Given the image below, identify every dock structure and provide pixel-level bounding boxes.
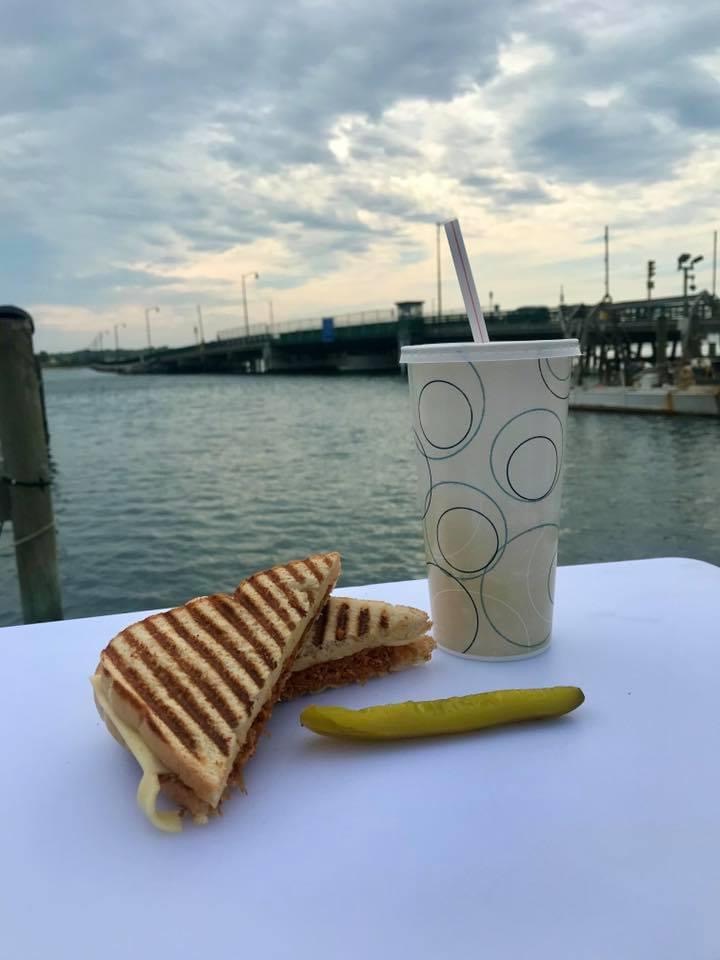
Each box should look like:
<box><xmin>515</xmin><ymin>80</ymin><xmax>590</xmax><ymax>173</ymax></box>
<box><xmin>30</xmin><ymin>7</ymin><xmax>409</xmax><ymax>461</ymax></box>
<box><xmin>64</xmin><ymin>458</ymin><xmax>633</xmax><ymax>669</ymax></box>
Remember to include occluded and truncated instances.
<box><xmin>90</xmin><ymin>294</ymin><xmax>719</xmax><ymax>376</ymax></box>
<box><xmin>561</xmin><ymin>291</ymin><xmax>719</xmax><ymax>385</ymax></box>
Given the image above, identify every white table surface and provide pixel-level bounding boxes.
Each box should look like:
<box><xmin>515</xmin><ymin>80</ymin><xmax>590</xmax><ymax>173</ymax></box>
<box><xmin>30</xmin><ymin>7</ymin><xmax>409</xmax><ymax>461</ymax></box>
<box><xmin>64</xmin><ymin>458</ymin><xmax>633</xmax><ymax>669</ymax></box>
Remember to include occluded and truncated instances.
<box><xmin>1</xmin><ymin>557</ymin><xmax>719</xmax><ymax>960</ymax></box>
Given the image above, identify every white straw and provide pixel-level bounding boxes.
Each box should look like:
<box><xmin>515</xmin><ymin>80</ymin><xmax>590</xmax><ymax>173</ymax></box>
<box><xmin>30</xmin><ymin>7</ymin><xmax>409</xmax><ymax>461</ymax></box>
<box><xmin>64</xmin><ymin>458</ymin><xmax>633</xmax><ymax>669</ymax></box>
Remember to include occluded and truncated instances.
<box><xmin>444</xmin><ymin>218</ymin><xmax>489</xmax><ymax>343</ymax></box>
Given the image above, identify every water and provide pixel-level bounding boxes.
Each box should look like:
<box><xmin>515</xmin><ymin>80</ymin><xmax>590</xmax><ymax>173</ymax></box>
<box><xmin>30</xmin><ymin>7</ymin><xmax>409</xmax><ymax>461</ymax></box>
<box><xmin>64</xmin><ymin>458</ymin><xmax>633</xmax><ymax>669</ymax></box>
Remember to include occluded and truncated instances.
<box><xmin>1</xmin><ymin>368</ymin><xmax>719</xmax><ymax>626</ymax></box>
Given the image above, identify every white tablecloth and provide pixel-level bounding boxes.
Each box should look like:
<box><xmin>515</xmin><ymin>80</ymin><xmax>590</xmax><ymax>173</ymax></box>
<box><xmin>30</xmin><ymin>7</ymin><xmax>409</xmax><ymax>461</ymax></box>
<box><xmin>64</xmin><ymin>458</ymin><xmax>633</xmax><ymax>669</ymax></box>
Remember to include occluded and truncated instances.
<box><xmin>1</xmin><ymin>557</ymin><xmax>718</xmax><ymax>959</ymax></box>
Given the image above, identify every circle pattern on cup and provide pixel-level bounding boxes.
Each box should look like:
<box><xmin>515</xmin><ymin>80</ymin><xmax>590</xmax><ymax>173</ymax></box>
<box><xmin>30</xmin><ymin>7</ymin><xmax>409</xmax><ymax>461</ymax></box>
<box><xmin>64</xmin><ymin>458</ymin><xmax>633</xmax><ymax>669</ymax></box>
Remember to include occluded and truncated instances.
<box><xmin>424</xmin><ymin>481</ymin><xmax>507</xmax><ymax>579</ymax></box>
<box><xmin>480</xmin><ymin>524</ymin><xmax>558</xmax><ymax>649</ymax></box>
<box><xmin>506</xmin><ymin>436</ymin><xmax>559</xmax><ymax>501</ymax></box>
<box><xmin>490</xmin><ymin>408</ymin><xmax>563</xmax><ymax>502</ymax></box>
<box><xmin>427</xmin><ymin>562</ymin><xmax>479</xmax><ymax>654</ymax></box>
<box><xmin>413</xmin><ymin>430</ymin><xmax>433</xmax><ymax>519</ymax></box>
<box><xmin>416</xmin><ymin>363</ymin><xmax>485</xmax><ymax>460</ymax></box>
<box><xmin>538</xmin><ymin>357</ymin><xmax>571</xmax><ymax>399</ymax></box>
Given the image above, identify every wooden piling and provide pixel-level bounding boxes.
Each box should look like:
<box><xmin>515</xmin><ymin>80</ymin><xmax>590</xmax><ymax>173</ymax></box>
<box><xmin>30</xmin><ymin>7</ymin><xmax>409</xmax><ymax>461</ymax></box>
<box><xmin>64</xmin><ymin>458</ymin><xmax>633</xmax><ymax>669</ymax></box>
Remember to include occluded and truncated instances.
<box><xmin>0</xmin><ymin>306</ymin><xmax>63</xmax><ymax>623</ymax></box>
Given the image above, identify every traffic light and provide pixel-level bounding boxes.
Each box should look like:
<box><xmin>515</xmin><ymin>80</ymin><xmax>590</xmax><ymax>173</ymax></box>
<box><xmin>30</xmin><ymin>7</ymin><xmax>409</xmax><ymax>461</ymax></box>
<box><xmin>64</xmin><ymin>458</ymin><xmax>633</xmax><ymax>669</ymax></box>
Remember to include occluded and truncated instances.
<box><xmin>647</xmin><ymin>260</ymin><xmax>655</xmax><ymax>293</ymax></box>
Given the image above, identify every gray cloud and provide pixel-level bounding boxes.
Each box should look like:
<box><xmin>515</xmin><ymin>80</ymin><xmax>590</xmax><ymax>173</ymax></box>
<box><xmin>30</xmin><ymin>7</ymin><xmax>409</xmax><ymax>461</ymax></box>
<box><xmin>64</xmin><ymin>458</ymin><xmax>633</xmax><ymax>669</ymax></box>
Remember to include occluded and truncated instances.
<box><xmin>503</xmin><ymin>1</ymin><xmax>720</xmax><ymax>184</ymax></box>
<box><xmin>513</xmin><ymin>96</ymin><xmax>685</xmax><ymax>183</ymax></box>
<box><xmin>1</xmin><ymin>0</ymin><xmax>719</xmax><ymax>347</ymax></box>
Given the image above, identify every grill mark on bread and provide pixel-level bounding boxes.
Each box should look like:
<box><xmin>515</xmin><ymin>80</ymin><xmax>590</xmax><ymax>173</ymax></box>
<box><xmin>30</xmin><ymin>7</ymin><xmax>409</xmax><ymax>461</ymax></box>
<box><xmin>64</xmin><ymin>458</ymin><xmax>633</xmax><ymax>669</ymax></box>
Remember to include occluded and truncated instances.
<box><xmin>164</xmin><ymin>610</ymin><xmax>253</xmax><ymax>713</ymax></box>
<box><xmin>357</xmin><ymin>607</ymin><xmax>370</xmax><ymax>638</ymax></box>
<box><xmin>120</xmin><ymin>628</ymin><xmax>231</xmax><ymax>756</ymax></box>
<box><xmin>209</xmin><ymin>595</ymin><xmax>279</xmax><ymax>670</ymax></box>
<box><xmin>335</xmin><ymin>602</ymin><xmax>350</xmax><ymax>641</ymax></box>
<box><xmin>312</xmin><ymin>602</ymin><xmax>330</xmax><ymax>647</ymax></box>
<box><xmin>304</xmin><ymin>556</ymin><xmax>322</xmax><ymax>580</ymax></box>
<box><xmin>231</xmin><ymin>589</ymin><xmax>285</xmax><ymax>655</ymax></box>
<box><xmin>144</xmin><ymin>619</ymin><xmax>239</xmax><ymax>730</ymax></box>
<box><xmin>286</xmin><ymin>561</ymin><xmax>306</xmax><ymax>583</ymax></box>
<box><xmin>249</xmin><ymin>575</ymin><xmax>294</xmax><ymax>629</ymax></box>
<box><xmin>104</xmin><ymin>646</ymin><xmax>199</xmax><ymax>754</ymax></box>
<box><xmin>186</xmin><ymin>601</ymin><xmax>265</xmax><ymax>688</ymax></box>
<box><xmin>379</xmin><ymin>612</ymin><xmax>389</xmax><ymax>630</ymax></box>
<box><xmin>265</xmin><ymin>568</ymin><xmax>307</xmax><ymax>616</ymax></box>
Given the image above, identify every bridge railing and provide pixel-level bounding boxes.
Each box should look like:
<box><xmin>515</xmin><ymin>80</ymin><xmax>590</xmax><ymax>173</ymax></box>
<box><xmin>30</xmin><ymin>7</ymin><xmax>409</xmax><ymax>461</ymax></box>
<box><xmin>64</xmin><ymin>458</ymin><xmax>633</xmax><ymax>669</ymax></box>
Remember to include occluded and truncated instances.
<box><xmin>217</xmin><ymin>308</ymin><xmax>397</xmax><ymax>342</ymax></box>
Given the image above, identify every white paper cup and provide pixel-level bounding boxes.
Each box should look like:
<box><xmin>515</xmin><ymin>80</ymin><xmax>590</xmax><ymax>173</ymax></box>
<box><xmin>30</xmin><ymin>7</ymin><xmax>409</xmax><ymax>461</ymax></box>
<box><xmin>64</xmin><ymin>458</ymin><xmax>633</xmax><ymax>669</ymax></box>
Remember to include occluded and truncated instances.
<box><xmin>400</xmin><ymin>340</ymin><xmax>580</xmax><ymax>660</ymax></box>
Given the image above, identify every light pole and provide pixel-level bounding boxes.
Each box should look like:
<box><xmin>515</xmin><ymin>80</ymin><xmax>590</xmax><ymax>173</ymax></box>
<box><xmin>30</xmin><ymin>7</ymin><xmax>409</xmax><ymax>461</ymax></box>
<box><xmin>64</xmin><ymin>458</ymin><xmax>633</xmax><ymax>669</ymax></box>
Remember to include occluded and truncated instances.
<box><xmin>678</xmin><ymin>252</ymin><xmax>703</xmax><ymax>360</ymax></box>
<box><xmin>144</xmin><ymin>306</ymin><xmax>159</xmax><ymax>348</ymax></box>
<box><xmin>98</xmin><ymin>329</ymin><xmax>110</xmax><ymax>352</ymax></box>
<box><xmin>113</xmin><ymin>322</ymin><xmax>126</xmax><ymax>352</ymax></box>
<box><xmin>196</xmin><ymin>305</ymin><xmax>205</xmax><ymax>343</ymax></box>
<box><xmin>241</xmin><ymin>272</ymin><xmax>259</xmax><ymax>336</ymax></box>
<box><xmin>678</xmin><ymin>253</ymin><xmax>703</xmax><ymax>309</ymax></box>
<box><xmin>435</xmin><ymin>222</ymin><xmax>443</xmax><ymax>319</ymax></box>
<box><xmin>267</xmin><ymin>299</ymin><xmax>274</xmax><ymax>327</ymax></box>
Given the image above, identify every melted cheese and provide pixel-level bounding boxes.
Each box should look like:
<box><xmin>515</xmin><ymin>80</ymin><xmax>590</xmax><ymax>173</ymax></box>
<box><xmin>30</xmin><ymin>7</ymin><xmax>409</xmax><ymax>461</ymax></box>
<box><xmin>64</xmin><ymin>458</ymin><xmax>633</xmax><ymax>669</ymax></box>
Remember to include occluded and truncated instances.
<box><xmin>92</xmin><ymin>676</ymin><xmax>183</xmax><ymax>833</ymax></box>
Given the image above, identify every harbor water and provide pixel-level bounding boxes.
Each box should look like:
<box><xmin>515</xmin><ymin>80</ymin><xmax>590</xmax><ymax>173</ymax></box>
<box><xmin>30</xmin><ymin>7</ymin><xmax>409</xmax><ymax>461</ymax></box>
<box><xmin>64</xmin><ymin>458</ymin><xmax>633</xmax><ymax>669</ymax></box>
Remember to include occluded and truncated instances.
<box><xmin>1</xmin><ymin>367</ymin><xmax>719</xmax><ymax>626</ymax></box>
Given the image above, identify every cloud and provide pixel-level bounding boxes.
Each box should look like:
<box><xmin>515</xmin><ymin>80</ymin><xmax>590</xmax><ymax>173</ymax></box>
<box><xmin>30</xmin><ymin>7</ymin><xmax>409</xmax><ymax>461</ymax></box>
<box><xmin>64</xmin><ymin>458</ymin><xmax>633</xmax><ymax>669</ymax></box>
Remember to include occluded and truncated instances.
<box><xmin>0</xmin><ymin>0</ymin><xmax>719</xmax><ymax>350</ymax></box>
<box><xmin>512</xmin><ymin>96</ymin><xmax>683</xmax><ymax>183</ymax></box>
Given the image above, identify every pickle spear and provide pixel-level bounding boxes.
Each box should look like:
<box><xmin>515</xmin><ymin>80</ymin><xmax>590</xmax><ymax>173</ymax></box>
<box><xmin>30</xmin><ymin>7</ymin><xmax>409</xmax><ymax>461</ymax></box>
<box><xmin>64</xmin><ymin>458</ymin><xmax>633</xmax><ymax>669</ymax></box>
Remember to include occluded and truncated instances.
<box><xmin>300</xmin><ymin>686</ymin><xmax>584</xmax><ymax>740</ymax></box>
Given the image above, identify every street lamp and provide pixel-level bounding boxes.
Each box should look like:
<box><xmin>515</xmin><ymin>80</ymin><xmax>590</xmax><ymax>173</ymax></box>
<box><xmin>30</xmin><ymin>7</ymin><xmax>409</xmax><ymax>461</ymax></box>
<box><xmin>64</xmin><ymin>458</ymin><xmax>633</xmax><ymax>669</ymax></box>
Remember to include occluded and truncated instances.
<box><xmin>241</xmin><ymin>272</ymin><xmax>259</xmax><ymax>336</ymax></box>
<box><xmin>678</xmin><ymin>253</ymin><xmax>703</xmax><ymax>303</ymax></box>
<box><xmin>196</xmin><ymin>305</ymin><xmax>205</xmax><ymax>343</ymax></box>
<box><xmin>267</xmin><ymin>299</ymin><xmax>274</xmax><ymax>327</ymax></box>
<box><xmin>113</xmin><ymin>322</ymin><xmax>126</xmax><ymax>352</ymax></box>
<box><xmin>144</xmin><ymin>306</ymin><xmax>159</xmax><ymax>348</ymax></box>
<box><xmin>677</xmin><ymin>252</ymin><xmax>704</xmax><ymax>361</ymax></box>
<box><xmin>97</xmin><ymin>329</ymin><xmax>110</xmax><ymax>351</ymax></box>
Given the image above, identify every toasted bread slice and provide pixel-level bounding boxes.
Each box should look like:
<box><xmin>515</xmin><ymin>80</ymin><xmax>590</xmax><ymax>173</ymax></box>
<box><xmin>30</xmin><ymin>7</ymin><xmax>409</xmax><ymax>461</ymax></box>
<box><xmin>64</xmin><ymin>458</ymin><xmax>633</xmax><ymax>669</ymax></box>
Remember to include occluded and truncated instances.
<box><xmin>281</xmin><ymin>597</ymin><xmax>434</xmax><ymax>699</ymax></box>
<box><xmin>92</xmin><ymin>552</ymin><xmax>340</xmax><ymax>827</ymax></box>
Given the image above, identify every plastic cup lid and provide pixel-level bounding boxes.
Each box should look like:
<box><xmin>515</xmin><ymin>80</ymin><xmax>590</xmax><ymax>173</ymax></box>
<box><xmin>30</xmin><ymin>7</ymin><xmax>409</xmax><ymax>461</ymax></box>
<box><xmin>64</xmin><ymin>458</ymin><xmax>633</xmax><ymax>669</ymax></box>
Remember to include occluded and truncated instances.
<box><xmin>400</xmin><ymin>339</ymin><xmax>580</xmax><ymax>364</ymax></box>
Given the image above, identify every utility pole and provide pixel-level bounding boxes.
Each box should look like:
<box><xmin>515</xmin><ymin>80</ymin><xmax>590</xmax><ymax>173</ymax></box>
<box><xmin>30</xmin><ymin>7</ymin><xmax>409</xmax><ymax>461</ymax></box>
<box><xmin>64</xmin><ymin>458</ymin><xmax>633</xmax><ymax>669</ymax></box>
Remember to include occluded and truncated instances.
<box><xmin>713</xmin><ymin>230</ymin><xmax>717</xmax><ymax>297</ymax></box>
<box><xmin>0</xmin><ymin>306</ymin><xmax>62</xmax><ymax>623</ymax></box>
<box><xmin>603</xmin><ymin>225</ymin><xmax>610</xmax><ymax>300</ymax></box>
<box><xmin>196</xmin><ymin>305</ymin><xmax>205</xmax><ymax>343</ymax></box>
<box><xmin>435</xmin><ymin>222</ymin><xmax>443</xmax><ymax>319</ymax></box>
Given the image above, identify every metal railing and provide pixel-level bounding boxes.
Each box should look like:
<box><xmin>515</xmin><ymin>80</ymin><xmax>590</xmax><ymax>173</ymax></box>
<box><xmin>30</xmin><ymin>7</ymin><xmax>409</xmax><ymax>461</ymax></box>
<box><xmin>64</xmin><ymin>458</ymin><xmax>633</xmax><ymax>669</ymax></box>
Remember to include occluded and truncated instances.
<box><xmin>217</xmin><ymin>308</ymin><xmax>397</xmax><ymax>342</ymax></box>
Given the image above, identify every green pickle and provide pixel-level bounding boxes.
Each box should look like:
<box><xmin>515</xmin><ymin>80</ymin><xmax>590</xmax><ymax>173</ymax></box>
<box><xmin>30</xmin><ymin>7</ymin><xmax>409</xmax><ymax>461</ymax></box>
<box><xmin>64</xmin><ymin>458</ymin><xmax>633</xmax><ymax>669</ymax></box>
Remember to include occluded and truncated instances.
<box><xmin>300</xmin><ymin>686</ymin><xmax>585</xmax><ymax>740</ymax></box>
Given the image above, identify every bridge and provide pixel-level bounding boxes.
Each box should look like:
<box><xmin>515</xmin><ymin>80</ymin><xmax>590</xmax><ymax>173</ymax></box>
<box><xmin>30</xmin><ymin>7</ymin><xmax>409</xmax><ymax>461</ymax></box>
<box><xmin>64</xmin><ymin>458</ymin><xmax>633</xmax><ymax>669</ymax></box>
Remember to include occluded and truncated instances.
<box><xmin>91</xmin><ymin>294</ymin><xmax>719</xmax><ymax>376</ymax></box>
<box><xmin>92</xmin><ymin>303</ymin><xmax>559</xmax><ymax>374</ymax></box>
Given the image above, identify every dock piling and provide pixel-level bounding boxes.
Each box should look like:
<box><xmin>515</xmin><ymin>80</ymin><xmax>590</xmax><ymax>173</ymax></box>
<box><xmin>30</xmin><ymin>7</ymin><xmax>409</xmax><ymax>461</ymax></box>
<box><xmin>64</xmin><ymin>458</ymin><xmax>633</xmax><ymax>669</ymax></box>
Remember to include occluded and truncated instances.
<box><xmin>0</xmin><ymin>306</ymin><xmax>63</xmax><ymax>623</ymax></box>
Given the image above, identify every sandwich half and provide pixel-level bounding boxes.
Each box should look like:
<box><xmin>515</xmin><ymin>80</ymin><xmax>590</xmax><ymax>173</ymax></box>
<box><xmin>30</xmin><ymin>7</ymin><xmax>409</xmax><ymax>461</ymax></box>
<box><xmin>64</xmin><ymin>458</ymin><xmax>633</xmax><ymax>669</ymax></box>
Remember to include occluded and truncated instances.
<box><xmin>92</xmin><ymin>551</ymin><xmax>340</xmax><ymax>831</ymax></box>
<box><xmin>282</xmin><ymin>596</ymin><xmax>434</xmax><ymax>700</ymax></box>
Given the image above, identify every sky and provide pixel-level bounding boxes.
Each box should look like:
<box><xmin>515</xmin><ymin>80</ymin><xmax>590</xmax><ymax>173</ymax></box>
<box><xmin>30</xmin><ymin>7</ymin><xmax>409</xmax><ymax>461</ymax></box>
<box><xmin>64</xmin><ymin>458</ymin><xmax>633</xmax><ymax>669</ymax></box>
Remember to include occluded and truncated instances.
<box><xmin>2</xmin><ymin>0</ymin><xmax>719</xmax><ymax>352</ymax></box>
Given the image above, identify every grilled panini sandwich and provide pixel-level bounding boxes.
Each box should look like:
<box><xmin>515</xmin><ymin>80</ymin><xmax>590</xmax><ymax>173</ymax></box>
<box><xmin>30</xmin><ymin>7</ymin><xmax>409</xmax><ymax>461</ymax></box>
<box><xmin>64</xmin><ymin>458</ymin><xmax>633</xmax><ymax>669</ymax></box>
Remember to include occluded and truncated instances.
<box><xmin>282</xmin><ymin>597</ymin><xmax>434</xmax><ymax>700</ymax></box>
<box><xmin>92</xmin><ymin>551</ymin><xmax>340</xmax><ymax>831</ymax></box>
